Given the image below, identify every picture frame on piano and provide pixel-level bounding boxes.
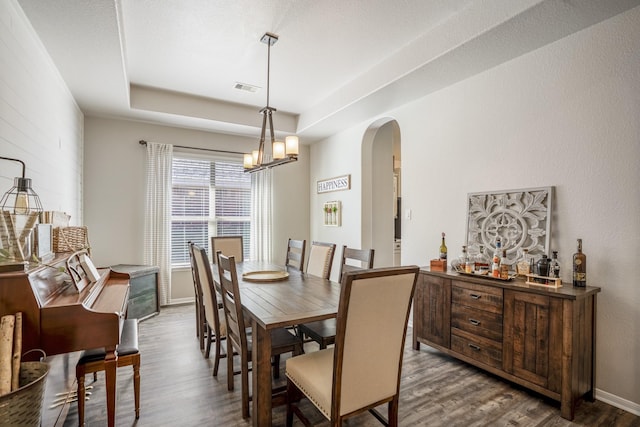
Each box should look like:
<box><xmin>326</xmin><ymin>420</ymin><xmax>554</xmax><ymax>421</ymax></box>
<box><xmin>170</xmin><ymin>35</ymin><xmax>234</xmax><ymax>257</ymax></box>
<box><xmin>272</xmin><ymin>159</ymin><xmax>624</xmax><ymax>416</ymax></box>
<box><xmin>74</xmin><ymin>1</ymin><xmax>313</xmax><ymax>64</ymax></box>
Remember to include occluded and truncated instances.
<box><xmin>66</xmin><ymin>249</ymin><xmax>101</xmax><ymax>292</ymax></box>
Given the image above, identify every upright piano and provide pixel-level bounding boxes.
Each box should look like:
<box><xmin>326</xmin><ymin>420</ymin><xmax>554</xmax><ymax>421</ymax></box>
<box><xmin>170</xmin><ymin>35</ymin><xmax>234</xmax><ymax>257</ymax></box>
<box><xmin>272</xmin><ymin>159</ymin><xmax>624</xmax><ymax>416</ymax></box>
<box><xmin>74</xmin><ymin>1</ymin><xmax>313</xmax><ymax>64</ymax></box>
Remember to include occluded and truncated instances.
<box><xmin>0</xmin><ymin>252</ymin><xmax>130</xmax><ymax>427</ymax></box>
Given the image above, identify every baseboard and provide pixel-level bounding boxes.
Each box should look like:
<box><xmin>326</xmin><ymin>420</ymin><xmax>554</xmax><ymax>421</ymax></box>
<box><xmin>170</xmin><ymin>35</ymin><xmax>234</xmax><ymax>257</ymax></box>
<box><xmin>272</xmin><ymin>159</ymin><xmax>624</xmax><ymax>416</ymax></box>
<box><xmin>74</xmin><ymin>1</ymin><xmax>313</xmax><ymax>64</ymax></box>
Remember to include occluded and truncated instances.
<box><xmin>596</xmin><ymin>389</ymin><xmax>640</xmax><ymax>416</ymax></box>
<box><xmin>166</xmin><ymin>297</ymin><xmax>195</xmax><ymax>306</ymax></box>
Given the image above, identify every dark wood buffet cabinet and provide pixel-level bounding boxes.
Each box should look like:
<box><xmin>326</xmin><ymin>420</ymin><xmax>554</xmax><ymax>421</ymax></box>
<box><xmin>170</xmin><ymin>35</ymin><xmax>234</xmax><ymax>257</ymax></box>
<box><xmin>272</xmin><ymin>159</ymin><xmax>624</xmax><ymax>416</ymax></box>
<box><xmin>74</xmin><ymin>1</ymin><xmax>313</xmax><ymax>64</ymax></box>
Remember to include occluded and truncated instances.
<box><xmin>413</xmin><ymin>268</ymin><xmax>601</xmax><ymax>421</ymax></box>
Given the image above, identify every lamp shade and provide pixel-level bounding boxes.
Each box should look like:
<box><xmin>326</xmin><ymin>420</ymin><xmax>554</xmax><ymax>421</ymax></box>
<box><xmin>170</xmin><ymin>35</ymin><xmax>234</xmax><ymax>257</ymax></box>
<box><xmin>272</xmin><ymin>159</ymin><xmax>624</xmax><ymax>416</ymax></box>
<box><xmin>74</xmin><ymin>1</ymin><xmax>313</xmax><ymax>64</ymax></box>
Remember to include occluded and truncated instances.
<box><xmin>272</xmin><ymin>141</ymin><xmax>285</xmax><ymax>160</ymax></box>
<box><xmin>285</xmin><ymin>135</ymin><xmax>299</xmax><ymax>156</ymax></box>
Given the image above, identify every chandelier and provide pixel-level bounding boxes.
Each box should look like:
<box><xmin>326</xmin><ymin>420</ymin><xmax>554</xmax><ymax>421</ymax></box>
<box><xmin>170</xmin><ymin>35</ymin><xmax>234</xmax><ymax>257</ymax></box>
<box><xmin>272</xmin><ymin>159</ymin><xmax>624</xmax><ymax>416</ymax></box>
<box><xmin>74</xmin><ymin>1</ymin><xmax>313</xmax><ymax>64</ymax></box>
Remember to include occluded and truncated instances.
<box><xmin>243</xmin><ymin>32</ymin><xmax>299</xmax><ymax>173</ymax></box>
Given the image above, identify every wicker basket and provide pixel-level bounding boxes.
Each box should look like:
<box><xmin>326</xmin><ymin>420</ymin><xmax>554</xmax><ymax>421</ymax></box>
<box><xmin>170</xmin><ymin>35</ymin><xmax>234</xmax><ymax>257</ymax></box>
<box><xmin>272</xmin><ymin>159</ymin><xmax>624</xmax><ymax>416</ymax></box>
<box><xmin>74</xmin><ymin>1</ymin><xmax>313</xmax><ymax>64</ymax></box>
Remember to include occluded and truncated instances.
<box><xmin>0</xmin><ymin>361</ymin><xmax>49</xmax><ymax>426</ymax></box>
<box><xmin>53</xmin><ymin>226</ymin><xmax>90</xmax><ymax>254</ymax></box>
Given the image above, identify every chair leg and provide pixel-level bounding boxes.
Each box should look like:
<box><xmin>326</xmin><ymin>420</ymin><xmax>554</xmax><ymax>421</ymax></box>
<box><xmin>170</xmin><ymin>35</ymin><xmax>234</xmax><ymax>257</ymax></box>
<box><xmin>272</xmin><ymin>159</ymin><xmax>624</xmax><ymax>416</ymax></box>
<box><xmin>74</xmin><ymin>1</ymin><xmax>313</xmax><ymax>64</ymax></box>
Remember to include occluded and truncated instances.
<box><xmin>212</xmin><ymin>332</ymin><xmax>222</xmax><ymax>377</ymax></box>
<box><xmin>273</xmin><ymin>354</ymin><xmax>280</xmax><ymax>379</ymax></box>
<box><xmin>77</xmin><ymin>373</ymin><xmax>86</xmax><ymax>426</ymax></box>
<box><xmin>133</xmin><ymin>355</ymin><xmax>141</xmax><ymax>419</ymax></box>
<box><xmin>241</xmin><ymin>350</ymin><xmax>250</xmax><ymax>419</ymax></box>
<box><xmin>388</xmin><ymin>396</ymin><xmax>399</xmax><ymax>427</ymax></box>
<box><xmin>227</xmin><ymin>339</ymin><xmax>234</xmax><ymax>391</ymax></box>
<box><xmin>204</xmin><ymin>324</ymin><xmax>212</xmax><ymax>359</ymax></box>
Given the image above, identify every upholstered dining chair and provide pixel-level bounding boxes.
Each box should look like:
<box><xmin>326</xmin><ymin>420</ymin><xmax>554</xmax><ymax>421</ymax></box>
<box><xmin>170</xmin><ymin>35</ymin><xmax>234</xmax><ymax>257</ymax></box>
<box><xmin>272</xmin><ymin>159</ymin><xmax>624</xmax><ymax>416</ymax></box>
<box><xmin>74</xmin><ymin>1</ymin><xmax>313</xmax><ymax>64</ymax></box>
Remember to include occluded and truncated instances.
<box><xmin>285</xmin><ymin>238</ymin><xmax>306</xmax><ymax>272</ymax></box>
<box><xmin>191</xmin><ymin>243</ymin><xmax>228</xmax><ymax>376</ymax></box>
<box><xmin>216</xmin><ymin>251</ymin><xmax>303</xmax><ymax>419</ymax></box>
<box><xmin>286</xmin><ymin>266</ymin><xmax>419</xmax><ymax>427</ymax></box>
<box><xmin>306</xmin><ymin>241</ymin><xmax>337</xmax><ymax>280</ymax></box>
<box><xmin>188</xmin><ymin>242</ymin><xmax>206</xmax><ymax>351</ymax></box>
<box><xmin>211</xmin><ymin>235</ymin><xmax>244</xmax><ymax>263</ymax></box>
<box><xmin>298</xmin><ymin>245</ymin><xmax>375</xmax><ymax>349</ymax></box>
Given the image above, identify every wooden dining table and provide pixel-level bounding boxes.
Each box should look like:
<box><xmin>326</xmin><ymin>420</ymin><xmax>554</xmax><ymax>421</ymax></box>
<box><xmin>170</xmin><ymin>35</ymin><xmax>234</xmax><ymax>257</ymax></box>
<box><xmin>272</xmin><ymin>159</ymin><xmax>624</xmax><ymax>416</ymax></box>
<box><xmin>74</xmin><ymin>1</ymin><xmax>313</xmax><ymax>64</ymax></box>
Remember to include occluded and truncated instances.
<box><xmin>212</xmin><ymin>260</ymin><xmax>340</xmax><ymax>427</ymax></box>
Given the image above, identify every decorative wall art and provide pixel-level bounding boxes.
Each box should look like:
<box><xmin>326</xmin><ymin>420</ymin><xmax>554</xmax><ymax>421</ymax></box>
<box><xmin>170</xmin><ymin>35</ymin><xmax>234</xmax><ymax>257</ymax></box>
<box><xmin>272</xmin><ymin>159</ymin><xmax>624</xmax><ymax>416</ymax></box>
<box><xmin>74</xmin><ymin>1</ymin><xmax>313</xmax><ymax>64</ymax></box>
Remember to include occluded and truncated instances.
<box><xmin>323</xmin><ymin>201</ymin><xmax>341</xmax><ymax>226</ymax></box>
<box><xmin>317</xmin><ymin>175</ymin><xmax>350</xmax><ymax>194</ymax></box>
<box><xmin>465</xmin><ymin>187</ymin><xmax>553</xmax><ymax>266</ymax></box>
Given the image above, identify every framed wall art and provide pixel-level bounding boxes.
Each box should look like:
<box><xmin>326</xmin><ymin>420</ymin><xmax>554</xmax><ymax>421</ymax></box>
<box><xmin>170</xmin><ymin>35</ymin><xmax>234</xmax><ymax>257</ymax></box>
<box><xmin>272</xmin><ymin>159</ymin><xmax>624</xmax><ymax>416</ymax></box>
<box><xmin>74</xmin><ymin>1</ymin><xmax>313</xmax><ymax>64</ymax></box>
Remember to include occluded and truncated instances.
<box><xmin>465</xmin><ymin>186</ymin><xmax>553</xmax><ymax>266</ymax></box>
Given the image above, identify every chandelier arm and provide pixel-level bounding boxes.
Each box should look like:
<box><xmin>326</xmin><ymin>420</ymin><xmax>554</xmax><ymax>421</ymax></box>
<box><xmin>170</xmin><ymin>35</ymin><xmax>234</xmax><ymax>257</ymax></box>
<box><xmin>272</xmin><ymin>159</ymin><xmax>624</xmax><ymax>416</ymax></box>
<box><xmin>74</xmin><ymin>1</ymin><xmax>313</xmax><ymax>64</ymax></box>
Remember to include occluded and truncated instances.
<box><xmin>258</xmin><ymin>111</ymin><xmax>268</xmax><ymax>166</ymax></box>
<box><xmin>267</xmin><ymin>109</ymin><xmax>275</xmax><ymax>145</ymax></box>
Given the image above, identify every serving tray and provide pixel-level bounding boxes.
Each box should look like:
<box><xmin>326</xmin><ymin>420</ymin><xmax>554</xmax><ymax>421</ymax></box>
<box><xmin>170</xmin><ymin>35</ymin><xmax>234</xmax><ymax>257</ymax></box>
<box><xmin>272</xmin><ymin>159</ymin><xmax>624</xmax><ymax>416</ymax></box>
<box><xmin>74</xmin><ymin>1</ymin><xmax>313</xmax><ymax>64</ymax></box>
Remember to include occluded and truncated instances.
<box><xmin>242</xmin><ymin>270</ymin><xmax>289</xmax><ymax>282</ymax></box>
<box><xmin>455</xmin><ymin>270</ymin><xmax>516</xmax><ymax>281</ymax></box>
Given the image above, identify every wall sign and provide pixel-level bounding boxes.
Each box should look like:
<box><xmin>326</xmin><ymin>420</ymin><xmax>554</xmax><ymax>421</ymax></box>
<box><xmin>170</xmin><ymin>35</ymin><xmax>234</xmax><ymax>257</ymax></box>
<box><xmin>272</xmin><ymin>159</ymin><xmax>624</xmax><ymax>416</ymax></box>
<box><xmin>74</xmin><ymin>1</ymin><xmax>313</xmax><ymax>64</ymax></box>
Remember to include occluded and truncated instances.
<box><xmin>317</xmin><ymin>174</ymin><xmax>350</xmax><ymax>194</ymax></box>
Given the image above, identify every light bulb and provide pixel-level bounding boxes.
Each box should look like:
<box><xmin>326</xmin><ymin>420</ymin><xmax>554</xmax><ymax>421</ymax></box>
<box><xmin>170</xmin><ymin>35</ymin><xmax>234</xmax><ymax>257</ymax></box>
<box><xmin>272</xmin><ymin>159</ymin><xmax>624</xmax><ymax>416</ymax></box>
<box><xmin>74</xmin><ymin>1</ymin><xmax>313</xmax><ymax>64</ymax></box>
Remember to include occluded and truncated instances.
<box><xmin>14</xmin><ymin>191</ymin><xmax>29</xmax><ymax>214</ymax></box>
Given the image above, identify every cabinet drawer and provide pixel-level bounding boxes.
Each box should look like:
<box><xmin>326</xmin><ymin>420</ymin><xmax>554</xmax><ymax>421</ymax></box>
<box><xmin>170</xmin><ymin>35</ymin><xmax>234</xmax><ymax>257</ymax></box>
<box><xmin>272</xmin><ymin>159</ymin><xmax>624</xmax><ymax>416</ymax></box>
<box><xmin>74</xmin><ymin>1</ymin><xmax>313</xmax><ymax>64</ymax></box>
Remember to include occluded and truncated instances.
<box><xmin>451</xmin><ymin>329</ymin><xmax>502</xmax><ymax>369</ymax></box>
<box><xmin>451</xmin><ymin>303</ymin><xmax>503</xmax><ymax>341</ymax></box>
<box><xmin>452</xmin><ymin>280</ymin><xmax>503</xmax><ymax>314</ymax></box>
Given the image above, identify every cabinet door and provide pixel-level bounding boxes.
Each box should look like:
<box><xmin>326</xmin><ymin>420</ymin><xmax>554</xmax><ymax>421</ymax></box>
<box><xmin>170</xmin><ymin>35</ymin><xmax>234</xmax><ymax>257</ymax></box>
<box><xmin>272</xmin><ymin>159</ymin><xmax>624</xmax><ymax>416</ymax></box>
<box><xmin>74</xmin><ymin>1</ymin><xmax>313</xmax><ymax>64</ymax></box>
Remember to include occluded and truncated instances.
<box><xmin>503</xmin><ymin>290</ymin><xmax>562</xmax><ymax>391</ymax></box>
<box><xmin>413</xmin><ymin>273</ymin><xmax>451</xmax><ymax>349</ymax></box>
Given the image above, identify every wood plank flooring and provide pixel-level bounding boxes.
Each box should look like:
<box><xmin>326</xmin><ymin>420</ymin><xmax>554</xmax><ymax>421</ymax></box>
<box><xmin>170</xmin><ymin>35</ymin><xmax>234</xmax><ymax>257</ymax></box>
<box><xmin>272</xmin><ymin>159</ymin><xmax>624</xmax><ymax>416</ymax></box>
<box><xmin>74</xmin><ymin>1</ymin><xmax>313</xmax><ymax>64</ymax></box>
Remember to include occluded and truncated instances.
<box><xmin>41</xmin><ymin>304</ymin><xmax>639</xmax><ymax>426</ymax></box>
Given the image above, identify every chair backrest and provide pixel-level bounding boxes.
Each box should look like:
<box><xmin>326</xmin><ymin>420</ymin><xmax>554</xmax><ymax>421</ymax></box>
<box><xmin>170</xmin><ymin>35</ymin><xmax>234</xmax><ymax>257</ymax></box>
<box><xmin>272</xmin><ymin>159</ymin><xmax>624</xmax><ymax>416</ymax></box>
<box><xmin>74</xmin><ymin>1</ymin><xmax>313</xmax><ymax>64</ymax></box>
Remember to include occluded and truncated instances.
<box><xmin>285</xmin><ymin>238</ymin><xmax>306</xmax><ymax>272</ymax></box>
<box><xmin>338</xmin><ymin>246</ymin><xmax>375</xmax><ymax>281</ymax></box>
<box><xmin>332</xmin><ymin>266</ymin><xmax>419</xmax><ymax>419</ymax></box>
<box><xmin>215</xmin><ymin>251</ymin><xmax>248</xmax><ymax>354</ymax></box>
<box><xmin>211</xmin><ymin>235</ymin><xmax>244</xmax><ymax>264</ymax></box>
<box><xmin>188</xmin><ymin>242</ymin><xmax>203</xmax><ymax>302</ymax></box>
<box><xmin>306</xmin><ymin>241</ymin><xmax>336</xmax><ymax>280</ymax></box>
<box><xmin>191</xmin><ymin>243</ymin><xmax>223</xmax><ymax>332</ymax></box>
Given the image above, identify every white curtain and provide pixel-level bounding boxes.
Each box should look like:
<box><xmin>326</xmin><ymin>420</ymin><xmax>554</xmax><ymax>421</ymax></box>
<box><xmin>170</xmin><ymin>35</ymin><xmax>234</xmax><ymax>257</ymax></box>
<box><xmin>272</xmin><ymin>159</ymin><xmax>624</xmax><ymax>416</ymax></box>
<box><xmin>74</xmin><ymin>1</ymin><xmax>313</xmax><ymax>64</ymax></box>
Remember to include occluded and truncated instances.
<box><xmin>144</xmin><ymin>142</ymin><xmax>173</xmax><ymax>305</ymax></box>
<box><xmin>250</xmin><ymin>167</ymin><xmax>272</xmax><ymax>262</ymax></box>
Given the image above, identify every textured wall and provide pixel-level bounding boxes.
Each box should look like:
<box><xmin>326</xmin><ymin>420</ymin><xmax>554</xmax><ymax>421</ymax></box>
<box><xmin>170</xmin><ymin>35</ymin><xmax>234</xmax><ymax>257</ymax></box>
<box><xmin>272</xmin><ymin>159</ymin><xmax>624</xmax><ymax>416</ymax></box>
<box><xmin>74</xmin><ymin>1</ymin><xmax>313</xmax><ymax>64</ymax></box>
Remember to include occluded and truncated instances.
<box><xmin>313</xmin><ymin>5</ymin><xmax>640</xmax><ymax>413</ymax></box>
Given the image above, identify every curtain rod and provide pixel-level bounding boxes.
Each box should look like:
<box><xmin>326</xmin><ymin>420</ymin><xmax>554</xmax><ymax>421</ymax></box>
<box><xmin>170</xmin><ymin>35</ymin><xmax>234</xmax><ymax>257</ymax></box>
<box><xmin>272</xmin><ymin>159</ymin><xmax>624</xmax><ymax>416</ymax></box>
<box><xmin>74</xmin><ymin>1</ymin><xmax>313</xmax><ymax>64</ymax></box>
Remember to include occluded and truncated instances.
<box><xmin>138</xmin><ymin>140</ymin><xmax>244</xmax><ymax>155</ymax></box>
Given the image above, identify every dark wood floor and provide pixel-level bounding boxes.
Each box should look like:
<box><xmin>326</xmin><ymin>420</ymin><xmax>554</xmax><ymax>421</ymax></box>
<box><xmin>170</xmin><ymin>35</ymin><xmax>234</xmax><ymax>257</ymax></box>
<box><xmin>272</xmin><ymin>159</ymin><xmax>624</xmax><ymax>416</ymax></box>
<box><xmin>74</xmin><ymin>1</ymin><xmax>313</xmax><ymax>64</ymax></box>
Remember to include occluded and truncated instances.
<box><xmin>41</xmin><ymin>304</ymin><xmax>639</xmax><ymax>427</ymax></box>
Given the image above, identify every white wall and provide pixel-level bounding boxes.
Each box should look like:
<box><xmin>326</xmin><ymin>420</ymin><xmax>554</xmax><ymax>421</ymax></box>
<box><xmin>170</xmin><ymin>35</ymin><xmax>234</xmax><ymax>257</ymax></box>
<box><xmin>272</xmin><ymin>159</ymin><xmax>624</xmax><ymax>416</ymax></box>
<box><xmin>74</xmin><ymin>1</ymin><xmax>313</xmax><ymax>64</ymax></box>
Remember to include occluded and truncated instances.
<box><xmin>310</xmin><ymin>6</ymin><xmax>640</xmax><ymax>413</ymax></box>
<box><xmin>84</xmin><ymin>116</ymin><xmax>310</xmax><ymax>301</ymax></box>
<box><xmin>0</xmin><ymin>0</ymin><xmax>83</xmax><ymax>222</ymax></box>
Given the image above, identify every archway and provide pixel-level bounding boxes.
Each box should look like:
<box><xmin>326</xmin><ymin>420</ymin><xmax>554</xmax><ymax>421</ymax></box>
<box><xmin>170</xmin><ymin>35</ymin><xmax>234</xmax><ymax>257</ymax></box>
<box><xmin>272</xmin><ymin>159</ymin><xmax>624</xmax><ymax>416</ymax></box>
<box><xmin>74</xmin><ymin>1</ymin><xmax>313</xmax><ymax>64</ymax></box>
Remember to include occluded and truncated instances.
<box><xmin>361</xmin><ymin>118</ymin><xmax>401</xmax><ymax>267</ymax></box>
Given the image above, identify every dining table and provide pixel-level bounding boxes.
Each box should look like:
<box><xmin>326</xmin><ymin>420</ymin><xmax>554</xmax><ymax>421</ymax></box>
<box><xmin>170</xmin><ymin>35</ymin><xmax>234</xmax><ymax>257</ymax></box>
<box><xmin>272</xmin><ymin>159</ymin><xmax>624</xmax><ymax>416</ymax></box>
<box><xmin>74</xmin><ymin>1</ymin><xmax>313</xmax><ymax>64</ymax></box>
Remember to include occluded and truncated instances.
<box><xmin>212</xmin><ymin>260</ymin><xmax>341</xmax><ymax>427</ymax></box>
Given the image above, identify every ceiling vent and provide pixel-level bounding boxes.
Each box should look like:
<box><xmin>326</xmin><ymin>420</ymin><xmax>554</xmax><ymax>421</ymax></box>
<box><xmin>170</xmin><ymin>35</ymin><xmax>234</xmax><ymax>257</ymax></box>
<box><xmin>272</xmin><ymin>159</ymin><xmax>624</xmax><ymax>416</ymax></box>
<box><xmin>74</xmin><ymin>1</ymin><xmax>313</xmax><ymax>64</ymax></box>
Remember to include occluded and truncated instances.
<box><xmin>234</xmin><ymin>82</ymin><xmax>259</xmax><ymax>93</ymax></box>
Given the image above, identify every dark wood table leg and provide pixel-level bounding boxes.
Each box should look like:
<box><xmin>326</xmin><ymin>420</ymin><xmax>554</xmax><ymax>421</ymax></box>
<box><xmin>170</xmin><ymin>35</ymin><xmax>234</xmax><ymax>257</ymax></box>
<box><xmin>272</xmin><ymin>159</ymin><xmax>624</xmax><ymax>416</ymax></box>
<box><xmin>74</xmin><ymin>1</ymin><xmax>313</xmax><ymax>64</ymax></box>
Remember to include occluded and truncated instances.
<box><xmin>104</xmin><ymin>346</ymin><xmax>118</xmax><ymax>427</ymax></box>
<box><xmin>252</xmin><ymin>320</ymin><xmax>273</xmax><ymax>427</ymax></box>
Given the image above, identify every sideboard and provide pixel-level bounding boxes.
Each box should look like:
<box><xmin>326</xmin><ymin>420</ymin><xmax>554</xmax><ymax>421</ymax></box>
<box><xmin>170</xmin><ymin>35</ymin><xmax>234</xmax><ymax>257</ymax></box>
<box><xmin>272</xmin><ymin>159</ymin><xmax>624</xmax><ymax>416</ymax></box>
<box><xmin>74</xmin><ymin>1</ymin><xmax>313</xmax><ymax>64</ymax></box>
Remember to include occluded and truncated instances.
<box><xmin>413</xmin><ymin>268</ymin><xmax>601</xmax><ymax>420</ymax></box>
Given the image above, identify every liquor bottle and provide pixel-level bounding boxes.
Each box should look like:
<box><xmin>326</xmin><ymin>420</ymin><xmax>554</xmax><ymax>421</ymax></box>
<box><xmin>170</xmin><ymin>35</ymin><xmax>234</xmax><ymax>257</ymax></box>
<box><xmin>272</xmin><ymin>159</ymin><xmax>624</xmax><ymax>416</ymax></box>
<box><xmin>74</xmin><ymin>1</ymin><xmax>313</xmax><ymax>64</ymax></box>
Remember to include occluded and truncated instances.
<box><xmin>474</xmin><ymin>245</ymin><xmax>490</xmax><ymax>272</ymax></box>
<box><xmin>491</xmin><ymin>238</ymin><xmax>502</xmax><ymax>278</ymax></box>
<box><xmin>460</xmin><ymin>246</ymin><xmax>473</xmax><ymax>273</ymax></box>
<box><xmin>516</xmin><ymin>248</ymin><xmax>530</xmax><ymax>277</ymax></box>
<box><xmin>573</xmin><ymin>239</ymin><xmax>586</xmax><ymax>287</ymax></box>
<box><xmin>439</xmin><ymin>232</ymin><xmax>447</xmax><ymax>261</ymax></box>
<box><xmin>537</xmin><ymin>254</ymin><xmax>550</xmax><ymax>277</ymax></box>
<box><xmin>550</xmin><ymin>251</ymin><xmax>560</xmax><ymax>278</ymax></box>
<box><xmin>500</xmin><ymin>249</ymin><xmax>509</xmax><ymax>279</ymax></box>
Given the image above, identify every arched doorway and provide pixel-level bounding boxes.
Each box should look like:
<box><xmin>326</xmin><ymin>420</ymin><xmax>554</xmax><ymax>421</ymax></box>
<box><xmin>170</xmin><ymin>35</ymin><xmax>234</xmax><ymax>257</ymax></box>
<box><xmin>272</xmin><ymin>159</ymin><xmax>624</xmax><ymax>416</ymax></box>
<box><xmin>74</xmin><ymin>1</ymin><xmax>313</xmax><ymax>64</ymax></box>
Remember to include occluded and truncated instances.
<box><xmin>361</xmin><ymin>118</ymin><xmax>401</xmax><ymax>267</ymax></box>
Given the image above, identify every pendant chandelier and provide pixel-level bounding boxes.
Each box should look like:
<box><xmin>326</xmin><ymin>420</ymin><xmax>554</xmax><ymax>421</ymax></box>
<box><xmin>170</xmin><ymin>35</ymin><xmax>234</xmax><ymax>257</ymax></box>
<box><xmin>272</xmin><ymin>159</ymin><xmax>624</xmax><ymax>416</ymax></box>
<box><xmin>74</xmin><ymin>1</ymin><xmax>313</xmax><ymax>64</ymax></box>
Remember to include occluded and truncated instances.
<box><xmin>243</xmin><ymin>32</ymin><xmax>299</xmax><ymax>173</ymax></box>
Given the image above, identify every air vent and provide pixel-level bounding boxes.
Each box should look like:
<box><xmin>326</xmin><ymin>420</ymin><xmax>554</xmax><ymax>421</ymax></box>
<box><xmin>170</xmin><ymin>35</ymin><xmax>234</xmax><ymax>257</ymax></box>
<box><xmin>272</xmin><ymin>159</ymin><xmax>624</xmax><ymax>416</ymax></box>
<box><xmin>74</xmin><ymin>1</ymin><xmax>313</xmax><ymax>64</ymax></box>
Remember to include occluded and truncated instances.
<box><xmin>234</xmin><ymin>82</ymin><xmax>259</xmax><ymax>93</ymax></box>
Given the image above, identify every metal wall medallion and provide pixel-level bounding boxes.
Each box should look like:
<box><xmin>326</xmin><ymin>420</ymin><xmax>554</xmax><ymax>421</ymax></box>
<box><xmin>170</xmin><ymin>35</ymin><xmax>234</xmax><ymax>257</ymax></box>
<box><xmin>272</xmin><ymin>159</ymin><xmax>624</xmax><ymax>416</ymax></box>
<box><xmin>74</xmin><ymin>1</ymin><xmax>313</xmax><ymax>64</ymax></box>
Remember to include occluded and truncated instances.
<box><xmin>465</xmin><ymin>187</ymin><xmax>553</xmax><ymax>266</ymax></box>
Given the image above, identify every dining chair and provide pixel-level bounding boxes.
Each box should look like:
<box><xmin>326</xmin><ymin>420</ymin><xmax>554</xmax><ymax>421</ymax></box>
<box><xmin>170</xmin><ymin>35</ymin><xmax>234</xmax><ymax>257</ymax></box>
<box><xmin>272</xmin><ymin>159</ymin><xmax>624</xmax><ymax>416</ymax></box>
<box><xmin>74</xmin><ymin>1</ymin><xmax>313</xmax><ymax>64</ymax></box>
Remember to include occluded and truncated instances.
<box><xmin>211</xmin><ymin>235</ymin><xmax>244</xmax><ymax>263</ymax></box>
<box><xmin>298</xmin><ymin>245</ymin><xmax>375</xmax><ymax>349</ymax></box>
<box><xmin>216</xmin><ymin>251</ymin><xmax>303</xmax><ymax>419</ymax></box>
<box><xmin>188</xmin><ymin>242</ymin><xmax>205</xmax><ymax>351</ymax></box>
<box><xmin>285</xmin><ymin>238</ymin><xmax>306</xmax><ymax>272</ymax></box>
<box><xmin>306</xmin><ymin>241</ymin><xmax>337</xmax><ymax>279</ymax></box>
<box><xmin>285</xmin><ymin>266</ymin><xmax>419</xmax><ymax>427</ymax></box>
<box><xmin>191</xmin><ymin>242</ymin><xmax>228</xmax><ymax>376</ymax></box>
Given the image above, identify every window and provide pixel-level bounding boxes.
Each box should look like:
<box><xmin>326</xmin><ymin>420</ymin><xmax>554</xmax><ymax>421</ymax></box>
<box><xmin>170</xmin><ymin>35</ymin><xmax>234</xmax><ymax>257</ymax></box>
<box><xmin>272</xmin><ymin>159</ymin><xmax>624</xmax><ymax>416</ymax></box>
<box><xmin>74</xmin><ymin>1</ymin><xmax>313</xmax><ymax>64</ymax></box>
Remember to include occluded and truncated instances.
<box><xmin>171</xmin><ymin>156</ymin><xmax>251</xmax><ymax>266</ymax></box>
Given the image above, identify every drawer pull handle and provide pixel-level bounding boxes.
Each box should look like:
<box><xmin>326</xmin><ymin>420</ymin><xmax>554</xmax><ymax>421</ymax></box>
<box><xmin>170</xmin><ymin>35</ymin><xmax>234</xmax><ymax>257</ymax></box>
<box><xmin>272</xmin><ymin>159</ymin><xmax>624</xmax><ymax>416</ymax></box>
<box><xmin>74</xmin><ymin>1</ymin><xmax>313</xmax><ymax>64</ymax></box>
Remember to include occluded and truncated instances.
<box><xmin>470</xmin><ymin>293</ymin><xmax>481</xmax><ymax>300</ymax></box>
<box><xmin>469</xmin><ymin>318</ymin><xmax>480</xmax><ymax>326</ymax></box>
<box><xmin>468</xmin><ymin>344</ymin><xmax>481</xmax><ymax>351</ymax></box>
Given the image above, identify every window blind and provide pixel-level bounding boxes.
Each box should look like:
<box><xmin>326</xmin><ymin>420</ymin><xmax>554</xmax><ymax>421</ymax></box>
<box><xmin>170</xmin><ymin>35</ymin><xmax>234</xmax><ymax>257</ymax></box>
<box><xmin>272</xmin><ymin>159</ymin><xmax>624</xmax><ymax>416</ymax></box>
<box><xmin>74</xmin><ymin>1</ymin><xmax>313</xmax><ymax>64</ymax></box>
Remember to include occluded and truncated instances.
<box><xmin>171</xmin><ymin>157</ymin><xmax>251</xmax><ymax>265</ymax></box>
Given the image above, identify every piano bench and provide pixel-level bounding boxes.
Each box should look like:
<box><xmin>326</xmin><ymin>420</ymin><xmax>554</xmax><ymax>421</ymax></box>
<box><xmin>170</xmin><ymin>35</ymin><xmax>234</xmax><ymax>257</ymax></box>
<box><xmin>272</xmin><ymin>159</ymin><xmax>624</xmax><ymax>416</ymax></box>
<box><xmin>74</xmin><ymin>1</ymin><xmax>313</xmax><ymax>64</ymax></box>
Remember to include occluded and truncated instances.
<box><xmin>75</xmin><ymin>319</ymin><xmax>141</xmax><ymax>425</ymax></box>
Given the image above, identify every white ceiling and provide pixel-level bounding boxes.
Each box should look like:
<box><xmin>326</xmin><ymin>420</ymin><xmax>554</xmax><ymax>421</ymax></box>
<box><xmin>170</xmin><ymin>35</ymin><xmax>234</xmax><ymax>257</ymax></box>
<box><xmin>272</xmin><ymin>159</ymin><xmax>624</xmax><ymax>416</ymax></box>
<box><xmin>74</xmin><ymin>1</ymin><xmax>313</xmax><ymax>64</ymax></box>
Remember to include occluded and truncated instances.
<box><xmin>16</xmin><ymin>0</ymin><xmax>640</xmax><ymax>142</ymax></box>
